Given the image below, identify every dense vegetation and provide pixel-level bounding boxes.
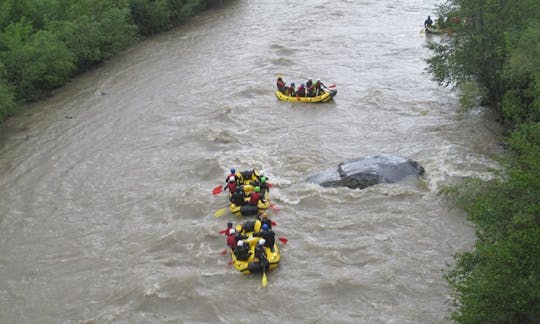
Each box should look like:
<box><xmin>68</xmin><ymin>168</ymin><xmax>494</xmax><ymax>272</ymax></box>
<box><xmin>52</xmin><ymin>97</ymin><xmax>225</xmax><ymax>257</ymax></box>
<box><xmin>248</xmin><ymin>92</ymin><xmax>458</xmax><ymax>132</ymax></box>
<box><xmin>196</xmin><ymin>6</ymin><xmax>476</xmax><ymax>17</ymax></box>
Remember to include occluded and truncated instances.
<box><xmin>426</xmin><ymin>0</ymin><xmax>540</xmax><ymax>323</ymax></box>
<box><xmin>0</xmin><ymin>0</ymin><xmax>225</xmax><ymax>122</ymax></box>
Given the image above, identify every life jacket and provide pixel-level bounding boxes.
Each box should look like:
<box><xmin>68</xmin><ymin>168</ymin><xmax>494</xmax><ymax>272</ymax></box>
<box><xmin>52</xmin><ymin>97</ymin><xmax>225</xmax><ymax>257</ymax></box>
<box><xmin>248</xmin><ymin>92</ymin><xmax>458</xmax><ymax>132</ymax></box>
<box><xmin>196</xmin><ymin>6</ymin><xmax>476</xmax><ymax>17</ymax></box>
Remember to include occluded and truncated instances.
<box><xmin>249</xmin><ymin>191</ymin><xmax>261</xmax><ymax>205</ymax></box>
<box><xmin>260</xmin><ymin>181</ymin><xmax>269</xmax><ymax>191</ymax></box>
<box><xmin>242</xmin><ymin>220</ymin><xmax>256</xmax><ymax>232</ymax></box>
<box><xmin>287</xmin><ymin>85</ymin><xmax>296</xmax><ymax>96</ymax></box>
<box><xmin>226</xmin><ymin>182</ymin><xmax>236</xmax><ymax>192</ymax></box>
<box><xmin>254</xmin><ymin>245</ymin><xmax>265</xmax><ymax>259</ymax></box>
<box><xmin>254</xmin><ymin>230</ymin><xmax>275</xmax><ymax>247</ymax></box>
<box><xmin>231</xmin><ymin>191</ymin><xmax>245</xmax><ymax>205</ymax></box>
<box><xmin>314</xmin><ymin>81</ymin><xmax>325</xmax><ymax>96</ymax></box>
<box><xmin>227</xmin><ymin>234</ymin><xmax>236</xmax><ymax>249</ymax></box>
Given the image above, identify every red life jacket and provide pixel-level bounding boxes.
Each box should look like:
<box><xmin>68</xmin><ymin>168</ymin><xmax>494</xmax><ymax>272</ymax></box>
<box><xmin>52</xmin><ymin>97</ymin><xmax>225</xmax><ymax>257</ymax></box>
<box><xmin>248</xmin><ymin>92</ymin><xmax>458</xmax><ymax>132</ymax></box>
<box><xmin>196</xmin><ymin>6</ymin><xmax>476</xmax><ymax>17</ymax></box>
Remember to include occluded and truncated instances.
<box><xmin>227</xmin><ymin>234</ymin><xmax>236</xmax><ymax>248</ymax></box>
<box><xmin>250</xmin><ymin>192</ymin><xmax>261</xmax><ymax>205</ymax></box>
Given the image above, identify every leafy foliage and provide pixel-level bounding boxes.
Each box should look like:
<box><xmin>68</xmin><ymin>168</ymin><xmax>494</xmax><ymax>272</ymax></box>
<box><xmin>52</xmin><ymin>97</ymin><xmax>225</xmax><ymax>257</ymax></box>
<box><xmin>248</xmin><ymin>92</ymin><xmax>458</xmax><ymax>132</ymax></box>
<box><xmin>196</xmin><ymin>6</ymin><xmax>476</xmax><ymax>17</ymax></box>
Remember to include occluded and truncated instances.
<box><xmin>0</xmin><ymin>63</ymin><xmax>15</xmax><ymax>120</ymax></box>
<box><xmin>427</xmin><ymin>0</ymin><xmax>540</xmax><ymax>322</ymax></box>
<box><xmin>0</xmin><ymin>20</ymin><xmax>76</xmax><ymax>100</ymax></box>
<box><xmin>0</xmin><ymin>0</ymin><xmax>225</xmax><ymax>123</ymax></box>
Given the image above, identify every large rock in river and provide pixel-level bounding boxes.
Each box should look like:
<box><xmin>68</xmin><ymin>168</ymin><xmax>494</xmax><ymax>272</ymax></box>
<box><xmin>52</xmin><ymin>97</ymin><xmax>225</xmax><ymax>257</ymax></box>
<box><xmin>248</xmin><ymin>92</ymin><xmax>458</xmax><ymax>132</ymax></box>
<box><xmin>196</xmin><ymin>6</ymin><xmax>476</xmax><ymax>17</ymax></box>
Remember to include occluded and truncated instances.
<box><xmin>307</xmin><ymin>154</ymin><xmax>425</xmax><ymax>189</ymax></box>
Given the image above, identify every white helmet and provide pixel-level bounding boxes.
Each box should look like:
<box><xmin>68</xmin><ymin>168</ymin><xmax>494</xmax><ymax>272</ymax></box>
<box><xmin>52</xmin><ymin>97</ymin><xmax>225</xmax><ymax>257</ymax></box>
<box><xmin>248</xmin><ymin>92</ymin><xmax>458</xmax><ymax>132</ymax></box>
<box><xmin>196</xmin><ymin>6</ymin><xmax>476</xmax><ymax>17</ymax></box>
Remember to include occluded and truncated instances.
<box><xmin>230</xmin><ymin>228</ymin><xmax>236</xmax><ymax>234</ymax></box>
<box><xmin>308</xmin><ymin>77</ymin><xmax>312</xmax><ymax>80</ymax></box>
<box><xmin>259</xmin><ymin>170</ymin><xmax>265</xmax><ymax>177</ymax></box>
<box><xmin>237</xmin><ymin>240</ymin><xmax>244</xmax><ymax>247</ymax></box>
<box><xmin>317</xmin><ymin>78</ymin><xmax>321</xmax><ymax>81</ymax></box>
<box><xmin>258</xmin><ymin>239</ymin><xmax>266</xmax><ymax>246</ymax></box>
<box><xmin>229</xmin><ymin>176</ymin><xmax>235</xmax><ymax>182</ymax></box>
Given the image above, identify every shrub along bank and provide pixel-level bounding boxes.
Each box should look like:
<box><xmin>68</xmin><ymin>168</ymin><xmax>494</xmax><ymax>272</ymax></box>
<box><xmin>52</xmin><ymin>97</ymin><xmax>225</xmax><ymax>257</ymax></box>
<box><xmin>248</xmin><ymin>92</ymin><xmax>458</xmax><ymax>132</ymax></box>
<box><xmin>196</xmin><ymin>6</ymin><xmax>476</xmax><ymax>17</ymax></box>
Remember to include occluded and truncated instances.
<box><xmin>427</xmin><ymin>0</ymin><xmax>540</xmax><ymax>322</ymax></box>
<box><xmin>0</xmin><ymin>0</ymin><xmax>226</xmax><ymax>122</ymax></box>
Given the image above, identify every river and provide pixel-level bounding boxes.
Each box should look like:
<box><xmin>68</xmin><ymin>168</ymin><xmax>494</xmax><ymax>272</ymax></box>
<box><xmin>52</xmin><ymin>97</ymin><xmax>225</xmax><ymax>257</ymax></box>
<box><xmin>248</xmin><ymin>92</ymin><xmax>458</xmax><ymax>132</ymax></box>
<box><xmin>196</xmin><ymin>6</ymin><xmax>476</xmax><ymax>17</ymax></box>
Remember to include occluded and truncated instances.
<box><xmin>0</xmin><ymin>1</ymin><xmax>503</xmax><ymax>323</ymax></box>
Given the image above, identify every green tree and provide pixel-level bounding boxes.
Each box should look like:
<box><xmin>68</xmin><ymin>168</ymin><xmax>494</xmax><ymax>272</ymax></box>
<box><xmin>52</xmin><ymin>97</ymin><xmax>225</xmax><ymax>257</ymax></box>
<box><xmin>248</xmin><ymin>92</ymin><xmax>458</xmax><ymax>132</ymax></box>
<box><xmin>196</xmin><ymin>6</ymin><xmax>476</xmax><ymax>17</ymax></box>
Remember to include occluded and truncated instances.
<box><xmin>0</xmin><ymin>0</ymin><xmax>228</xmax><ymax>123</ymax></box>
<box><xmin>427</xmin><ymin>1</ymin><xmax>540</xmax><ymax>323</ymax></box>
<box><xmin>502</xmin><ymin>26</ymin><xmax>540</xmax><ymax>124</ymax></box>
<box><xmin>0</xmin><ymin>19</ymin><xmax>76</xmax><ymax>100</ymax></box>
<box><xmin>428</xmin><ymin>0</ymin><xmax>540</xmax><ymax>109</ymax></box>
<box><xmin>0</xmin><ymin>62</ymin><xmax>15</xmax><ymax>121</ymax></box>
<box><xmin>129</xmin><ymin>0</ymin><xmax>174</xmax><ymax>35</ymax></box>
<box><xmin>445</xmin><ymin>122</ymin><xmax>540</xmax><ymax>323</ymax></box>
<box><xmin>0</xmin><ymin>0</ymin><xmax>41</xmax><ymax>29</ymax></box>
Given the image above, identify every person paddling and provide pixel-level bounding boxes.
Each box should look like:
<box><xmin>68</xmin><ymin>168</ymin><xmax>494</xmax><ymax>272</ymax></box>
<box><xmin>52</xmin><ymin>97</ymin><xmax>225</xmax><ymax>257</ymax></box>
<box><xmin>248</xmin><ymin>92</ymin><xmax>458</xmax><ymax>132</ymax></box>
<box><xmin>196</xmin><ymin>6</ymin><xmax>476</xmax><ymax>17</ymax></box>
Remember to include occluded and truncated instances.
<box><xmin>276</xmin><ymin>76</ymin><xmax>286</xmax><ymax>93</ymax></box>
<box><xmin>296</xmin><ymin>83</ymin><xmax>306</xmax><ymax>98</ymax></box>
<box><xmin>223</xmin><ymin>176</ymin><xmax>236</xmax><ymax>193</ymax></box>
<box><xmin>424</xmin><ymin>15</ymin><xmax>433</xmax><ymax>31</ymax></box>
<box><xmin>249</xmin><ymin>186</ymin><xmax>263</xmax><ymax>206</ymax></box>
<box><xmin>234</xmin><ymin>240</ymin><xmax>251</xmax><ymax>261</ymax></box>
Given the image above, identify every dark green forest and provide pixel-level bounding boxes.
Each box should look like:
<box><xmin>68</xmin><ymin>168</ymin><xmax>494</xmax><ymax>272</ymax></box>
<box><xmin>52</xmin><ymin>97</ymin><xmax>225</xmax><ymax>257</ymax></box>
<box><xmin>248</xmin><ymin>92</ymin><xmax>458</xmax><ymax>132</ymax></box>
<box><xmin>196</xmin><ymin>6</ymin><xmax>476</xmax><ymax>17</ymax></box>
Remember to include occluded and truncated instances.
<box><xmin>427</xmin><ymin>0</ymin><xmax>539</xmax><ymax>322</ymax></box>
<box><xmin>0</xmin><ymin>0</ymin><xmax>224</xmax><ymax>122</ymax></box>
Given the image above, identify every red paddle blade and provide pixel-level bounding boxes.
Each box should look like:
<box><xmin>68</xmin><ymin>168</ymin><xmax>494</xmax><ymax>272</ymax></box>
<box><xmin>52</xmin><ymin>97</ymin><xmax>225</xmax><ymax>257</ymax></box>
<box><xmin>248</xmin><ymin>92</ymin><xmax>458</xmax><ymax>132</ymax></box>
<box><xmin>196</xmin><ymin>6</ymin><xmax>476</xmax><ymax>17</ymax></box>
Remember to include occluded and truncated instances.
<box><xmin>212</xmin><ymin>185</ymin><xmax>223</xmax><ymax>195</ymax></box>
<box><xmin>221</xmin><ymin>249</ymin><xmax>228</xmax><ymax>255</ymax></box>
<box><xmin>271</xmin><ymin>220</ymin><xmax>277</xmax><ymax>226</ymax></box>
<box><xmin>268</xmin><ymin>183</ymin><xmax>273</xmax><ymax>188</ymax></box>
<box><xmin>328</xmin><ymin>84</ymin><xmax>336</xmax><ymax>88</ymax></box>
<box><xmin>228</xmin><ymin>261</ymin><xmax>233</xmax><ymax>266</ymax></box>
<box><xmin>278</xmin><ymin>237</ymin><xmax>288</xmax><ymax>244</ymax></box>
<box><xmin>270</xmin><ymin>204</ymin><xmax>280</xmax><ymax>212</ymax></box>
<box><xmin>219</xmin><ymin>229</ymin><xmax>227</xmax><ymax>235</ymax></box>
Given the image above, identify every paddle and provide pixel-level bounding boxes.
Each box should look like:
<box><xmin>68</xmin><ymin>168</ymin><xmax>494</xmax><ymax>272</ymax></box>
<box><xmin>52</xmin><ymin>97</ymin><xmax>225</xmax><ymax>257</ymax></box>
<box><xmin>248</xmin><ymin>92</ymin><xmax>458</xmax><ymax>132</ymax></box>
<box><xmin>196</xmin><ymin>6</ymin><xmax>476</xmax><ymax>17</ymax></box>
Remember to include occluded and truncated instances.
<box><xmin>278</xmin><ymin>237</ymin><xmax>288</xmax><ymax>244</ymax></box>
<box><xmin>221</xmin><ymin>249</ymin><xmax>228</xmax><ymax>255</ymax></box>
<box><xmin>262</xmin><ymin>268</ymin><xmax>267</xmax><ymax>288</ymax></box>
<box><xmin>214</xmin><ymin>208</ymin><xmax>226</xmax><ymax>217</ymax></box>
<box><xmin>270</xmin><ymin>204</ymin><xmax>280</xmax><ymax>212</ymax></box>
<box><xmin>212</xmin><ymin>185</ymin><xmax>223</xmax><ymax>195</ymax></box>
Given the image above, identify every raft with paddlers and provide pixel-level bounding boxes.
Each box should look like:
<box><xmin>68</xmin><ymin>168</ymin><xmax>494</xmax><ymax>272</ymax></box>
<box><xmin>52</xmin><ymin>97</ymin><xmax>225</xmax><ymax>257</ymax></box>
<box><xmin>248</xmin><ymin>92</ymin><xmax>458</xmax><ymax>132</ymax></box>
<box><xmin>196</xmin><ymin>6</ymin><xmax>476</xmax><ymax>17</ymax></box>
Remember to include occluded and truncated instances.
<box><xmin>216</xmin><ymin>172</ymin><xmax>286</xmax><ymax>287</ymax></box>
<box><xmin>229</xmin><ymin>189</ymin><xmax>270</xmax><ymax>216</ymax></box>
<box><xmin>213</xmin><ymin>167</ymin><xmax>275</xmax><ymax>217</ymax></box>
<box><xmin>229</xmin><ymin>220</ymin><xmax>280</xmax><ymax>274</ymax></box>
<box><xmin>275</xmin><ymin>84</ymin><xmax>337</xmax><ymax>103</ymax></box>
<box><xmin>212</xmin><ymin>167</ymin><xmax>269</xmax><ymax>195</ymax></box>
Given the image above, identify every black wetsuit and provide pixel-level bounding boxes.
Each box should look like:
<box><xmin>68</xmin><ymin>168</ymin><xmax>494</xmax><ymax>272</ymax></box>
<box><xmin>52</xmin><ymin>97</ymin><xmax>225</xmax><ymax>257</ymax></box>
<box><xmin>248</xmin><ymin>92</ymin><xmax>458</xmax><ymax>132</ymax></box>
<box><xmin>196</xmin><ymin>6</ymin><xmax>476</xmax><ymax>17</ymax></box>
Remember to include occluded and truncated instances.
<box><xmin>234</xmin><ymin>245</ymin><xmax>251</xmax><ymax>261</ymax></box>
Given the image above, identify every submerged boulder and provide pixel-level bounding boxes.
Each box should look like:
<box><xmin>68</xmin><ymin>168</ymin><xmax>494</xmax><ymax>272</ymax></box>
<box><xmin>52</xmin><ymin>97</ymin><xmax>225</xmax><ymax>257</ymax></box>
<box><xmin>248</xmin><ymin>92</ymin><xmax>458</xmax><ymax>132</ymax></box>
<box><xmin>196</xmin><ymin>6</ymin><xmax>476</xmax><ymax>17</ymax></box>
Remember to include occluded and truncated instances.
<box><xmin>307</xmin><ymin>154</ymin><xmax>425</xmax><ymax>189</ymax></box>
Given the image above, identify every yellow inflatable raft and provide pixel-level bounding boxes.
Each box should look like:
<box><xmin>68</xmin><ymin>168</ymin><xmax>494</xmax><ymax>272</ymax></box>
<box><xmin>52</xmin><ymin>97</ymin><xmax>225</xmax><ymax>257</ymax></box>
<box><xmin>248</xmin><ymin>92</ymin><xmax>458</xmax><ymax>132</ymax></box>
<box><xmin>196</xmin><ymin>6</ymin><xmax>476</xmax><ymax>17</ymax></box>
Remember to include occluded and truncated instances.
<box><xmin>275</xmin><ymin>87</ymin><xmax>337</xmax><ymax>103</ymax></box>
<box><xmin>230</xmin><ymin>223</ymin><xmax>280</xmax><ymax>274</ymax></box>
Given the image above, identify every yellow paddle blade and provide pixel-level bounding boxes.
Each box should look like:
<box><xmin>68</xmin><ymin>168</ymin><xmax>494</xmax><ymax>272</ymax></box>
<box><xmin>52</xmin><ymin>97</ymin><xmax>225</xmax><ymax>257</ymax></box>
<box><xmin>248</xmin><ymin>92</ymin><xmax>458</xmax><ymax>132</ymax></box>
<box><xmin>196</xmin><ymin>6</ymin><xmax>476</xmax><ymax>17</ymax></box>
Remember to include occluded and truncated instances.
<box><xmin>214</xmin><ymin>208</ymin><xmax>226</xmax><ymax>217</ymax></box>
<box><xmin>262</xmin><ymin>271</ymin><xmax>267</xmax><ymax>288</ymax></box>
